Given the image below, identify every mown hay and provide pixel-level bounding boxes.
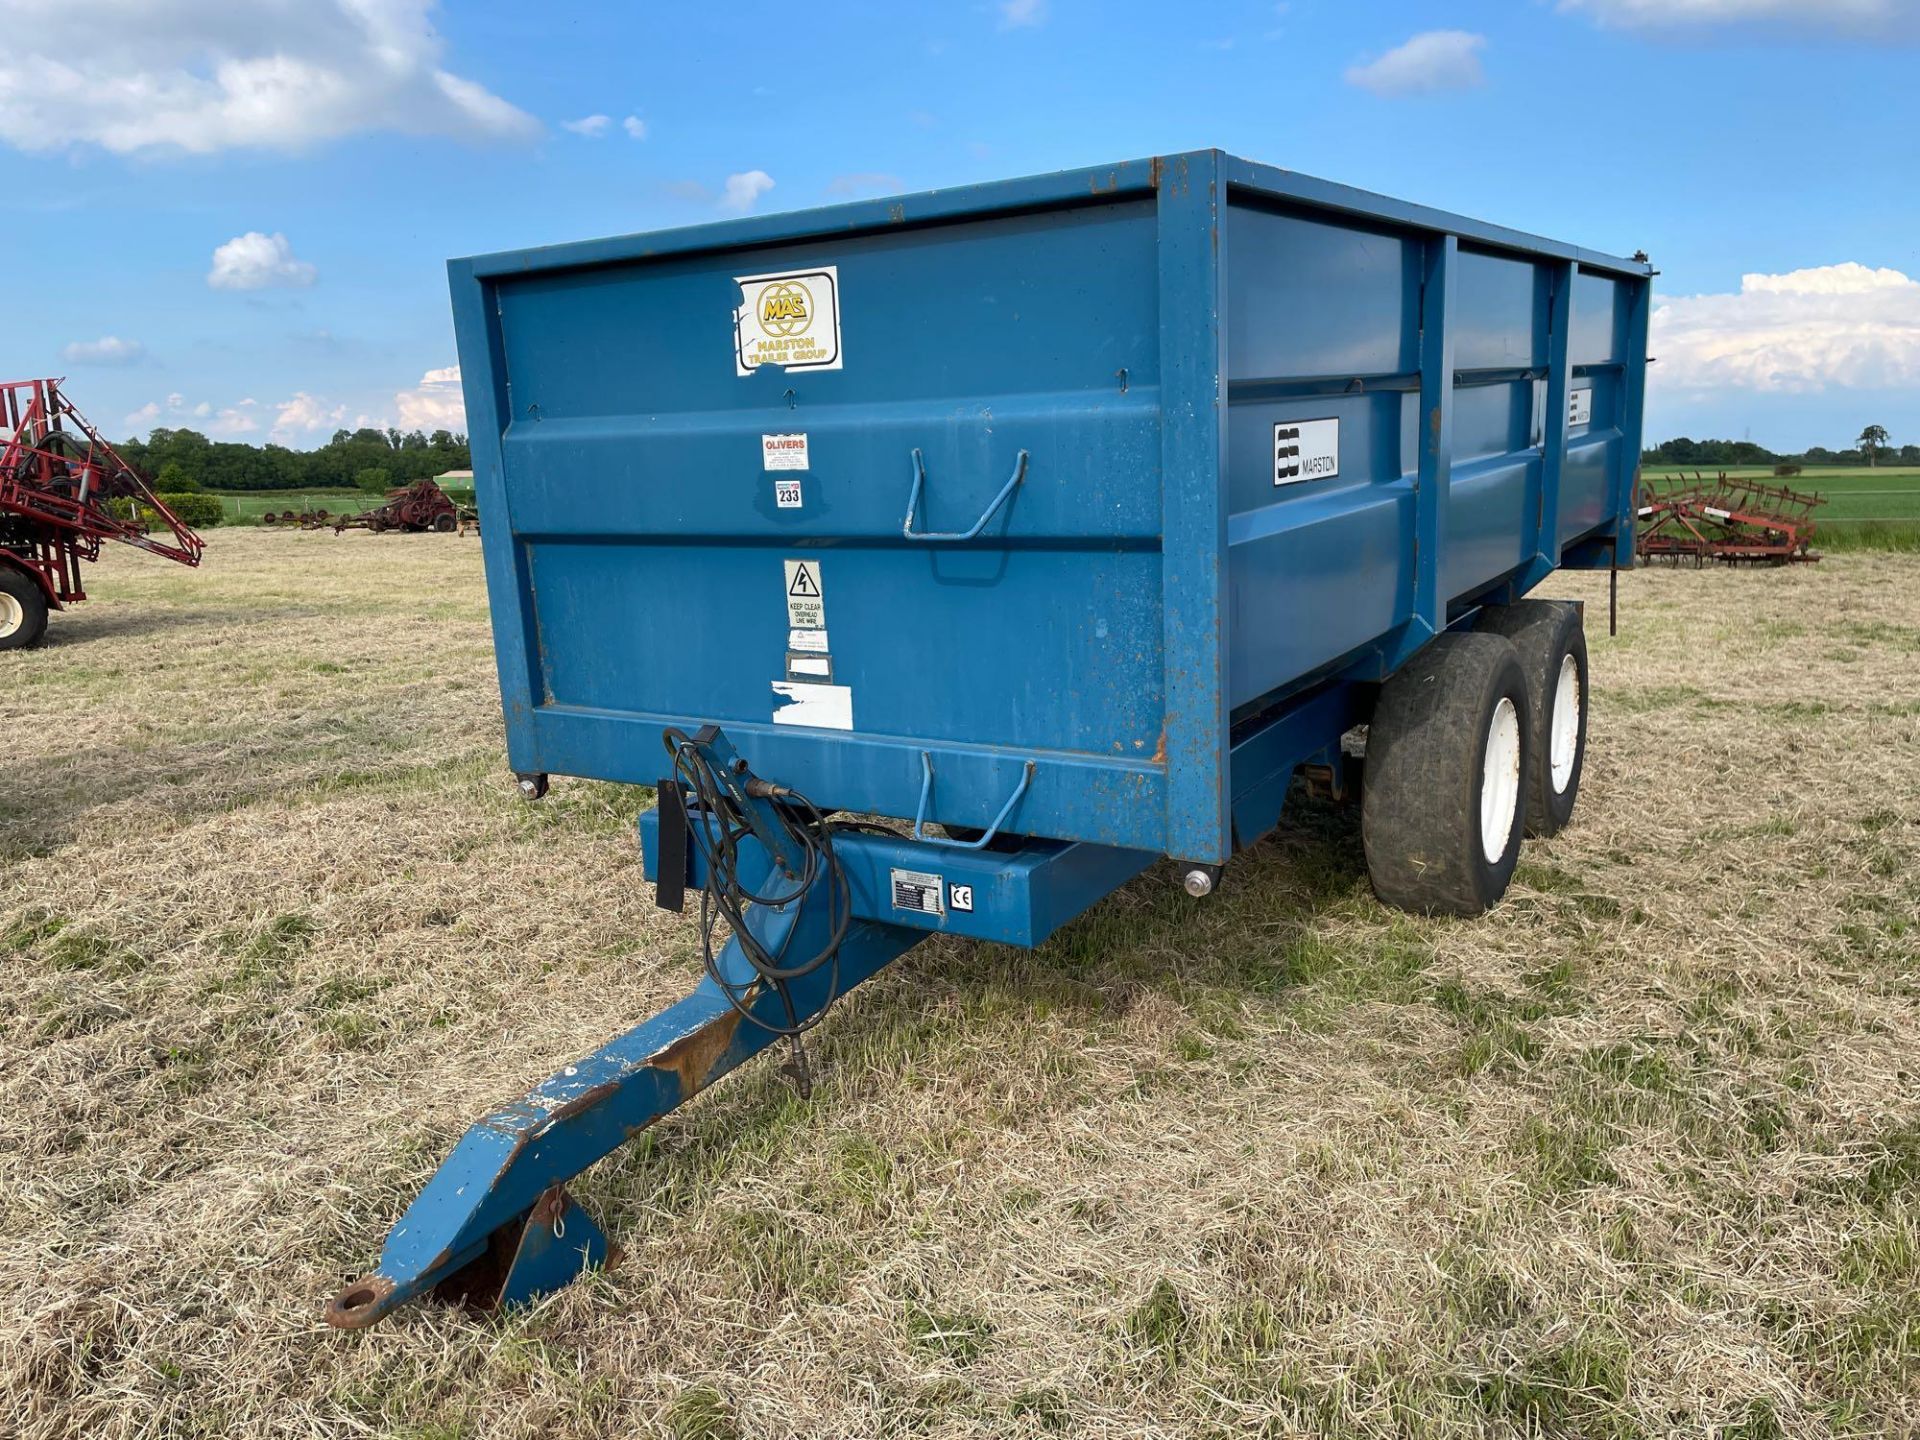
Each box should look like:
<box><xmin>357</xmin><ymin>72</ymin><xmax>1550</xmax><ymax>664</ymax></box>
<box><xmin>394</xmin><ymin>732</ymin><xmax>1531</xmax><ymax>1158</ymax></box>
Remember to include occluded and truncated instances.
<box><xmin>2</xmin><ymin>531</ymin><xmax>1916</xmax><ymax>1438</ymax></box>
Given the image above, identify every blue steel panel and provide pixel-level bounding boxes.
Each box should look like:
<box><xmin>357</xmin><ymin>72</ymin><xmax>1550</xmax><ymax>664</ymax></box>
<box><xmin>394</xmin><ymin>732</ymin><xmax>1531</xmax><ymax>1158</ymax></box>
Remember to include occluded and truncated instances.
<box><xmin>1441</xmin><ymin>457</ymin><xmax>1534</xmax><ymax>603</ymax></box>
<box><xmin>1156</xmin><ymin>151</ymin><xmax>1231</xmax><ymax>865</ymax></box>
<box><xmin>1410</xmin><ymin>235</ymin><xmax>1458</xmax><ymax>643</ymax></box>
<box><xmin>525</xmin><ymin>541</ymin><xmax>1164</xmax><ymax>755</ymax></box>
<box><xmin>1560</xmin><ymin>438</ymin><xmax>1614</xmax><ymax>542</ymax></box>
<box><xmin>1528</xmin><ymin>261</ymin><xmax>1578</xmax><ymax>587</ymax></box>
<box><xmin>1570</xmin><ymin>271</ymin><xmax>1626</xmax><ymax>366</ymax></box>
<box><xmin>1452</xmin><ymin>247</ymin><xmax>1548</xmax><ymax>371</ymax></box>
<box><xmin>449</xmin><ymin>261</ymin><xmax>542</xmax><ymax>777</ymax></box>
<box><xmin>453</xmin><ymin>149</ymin><xmax>1653</xmax><ymax>865</ymax></box>
<box><xmin>1225</xmin><ymin>205</ymin><xmax>1420</xmax><ymax>382</ymax></box>
<box><xmin>493</xmin><ymin>202</ymin><xmax>1159</xmax><ymax>423</ymax></box>
<box><xmin>1226</xmin><ymin>489</ymin><xmax>1408</xmax><ymax>711</ymax></box>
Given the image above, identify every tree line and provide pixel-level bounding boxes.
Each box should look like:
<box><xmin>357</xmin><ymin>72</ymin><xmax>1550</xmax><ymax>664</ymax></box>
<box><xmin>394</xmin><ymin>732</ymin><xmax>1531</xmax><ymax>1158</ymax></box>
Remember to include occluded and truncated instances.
<box><xmin>119</xmin><ymin>426</ymin><xmax>472</xmax><ymax>493</ymax></box>
<box><xmin>1645</xmin><ymin>424</ymin><xmax>1913</xmax><ymax>469</ymax></box>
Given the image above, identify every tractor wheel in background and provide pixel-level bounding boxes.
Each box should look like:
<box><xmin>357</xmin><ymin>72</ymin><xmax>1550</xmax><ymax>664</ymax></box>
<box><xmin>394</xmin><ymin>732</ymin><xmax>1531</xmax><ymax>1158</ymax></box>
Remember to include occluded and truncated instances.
<box><xmin>432</xmin><ymin>513</ymin><xmax>458</xmax><ymax>533</ymax></box>
<box><xmin>0</xmin><ymin>567</ymin><xmax>51</xmax><ymax>651</ymax></box>
<box><xmin>1474</xmin><ymin>599</ymin><xmax>1588</xmax><ymax>837</ymax></box>
<box><xmin>1362</xmin><ymin>631</ymin><xmax>1530</xmax><ymax>917</ymax></box>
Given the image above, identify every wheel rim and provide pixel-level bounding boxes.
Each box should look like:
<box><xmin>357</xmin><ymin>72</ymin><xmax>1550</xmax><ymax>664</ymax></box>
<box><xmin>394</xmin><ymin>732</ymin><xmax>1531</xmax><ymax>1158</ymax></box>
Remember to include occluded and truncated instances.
<box><xmin>0</xmin><ymin>592</ymin><xmax>21</xmax><ymax>640</ymax></box>
<box><xmin>1549</xmin><ymin>653</ymin><xmax>1581</xmax><ymax>795</ymax></box>
<box><xmin>1480</xmin><ymin>696</ymin><xmax>1521</xmax><ymax>865</ymax></box>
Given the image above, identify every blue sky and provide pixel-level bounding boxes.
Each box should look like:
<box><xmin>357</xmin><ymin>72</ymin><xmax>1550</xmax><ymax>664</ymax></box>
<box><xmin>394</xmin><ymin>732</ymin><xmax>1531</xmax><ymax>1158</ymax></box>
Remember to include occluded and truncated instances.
<box><xmin>3</xmin><ymin>0</ymin><xmax>1916</xmax><ymax>453</ymax></box>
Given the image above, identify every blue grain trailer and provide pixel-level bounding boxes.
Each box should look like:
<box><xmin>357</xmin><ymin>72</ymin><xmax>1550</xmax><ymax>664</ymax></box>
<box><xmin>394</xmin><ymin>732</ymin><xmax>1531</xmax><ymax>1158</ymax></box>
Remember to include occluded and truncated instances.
<box><xmin>326</xmin><ymin>151</ymin><xmax>1650</xmax><ymax>1327</ymax></box>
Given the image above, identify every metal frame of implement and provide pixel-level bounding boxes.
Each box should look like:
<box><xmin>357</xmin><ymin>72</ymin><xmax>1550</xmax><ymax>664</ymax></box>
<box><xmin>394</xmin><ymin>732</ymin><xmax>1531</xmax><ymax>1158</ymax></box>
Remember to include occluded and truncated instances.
<box><xmin>324</xmin><ymin>726</ymin><xmax>1152</xmax><ymax>1327</ymax></box>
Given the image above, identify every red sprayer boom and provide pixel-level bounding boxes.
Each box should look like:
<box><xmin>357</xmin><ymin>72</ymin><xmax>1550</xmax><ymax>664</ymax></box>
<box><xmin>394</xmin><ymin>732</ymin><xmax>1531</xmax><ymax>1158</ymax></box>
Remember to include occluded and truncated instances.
<box><xmin>1</xmin><ymin>378</ymin><xmax>204</xmax><ymax>646</ymax></box>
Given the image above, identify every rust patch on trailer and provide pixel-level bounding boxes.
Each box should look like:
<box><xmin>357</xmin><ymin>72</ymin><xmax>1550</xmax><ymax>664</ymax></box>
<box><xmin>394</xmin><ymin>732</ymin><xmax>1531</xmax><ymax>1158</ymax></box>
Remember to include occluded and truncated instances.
<box><xmin>649</xmin><ymin>1011</ymin><xmax>743</xmax><ymax>1099</ymax></box>
<box><xmin>1150</xmin><ymin>725</ymin><xmax>1168</xmax><ymax>766</ymax></box>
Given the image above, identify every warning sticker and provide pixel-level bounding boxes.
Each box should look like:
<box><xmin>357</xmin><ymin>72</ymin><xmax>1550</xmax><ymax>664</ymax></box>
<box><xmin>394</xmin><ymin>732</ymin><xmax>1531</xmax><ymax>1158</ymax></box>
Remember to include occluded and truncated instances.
<box><xmin>1274</xmin><ymin>418</ymin><xmax>1339</xmax><ymax>486</ymax></box>
<box><xmin>772</xmin><ymin>680</ymin><xmax>852</xmax><ymax>730</ymax></box>
<box><xmin>774</xmin><ymin>478</ymin><xmax>803</xmax><ymax>509</ymax></box>
<box><xmin>783</xmin><ymin>559</ymin><xmax>825</xmax><ymax>630</ymax></box>
<box><xmin>1568</xmin><ymin>388</ymin><xmax>1594</xmax><ymax>429</ymax></box>
<box><xmin>891</xmin><ymin>868</ymin><xmax>945</xmax><ymax>917</ymax></box>
<box><xmin>735</xmin><ymin>266</ymin><xmax>843</xmax><ymax>376</ymax></box>
<box><xmin>763</xmin><ymin>433</ymin><xmax>809</xmax><ymax>471</ymax></box>
<box><xmin>789</xmin><ymin>627</ymin><xmax>829</xmax><ymax>653</ymax></box>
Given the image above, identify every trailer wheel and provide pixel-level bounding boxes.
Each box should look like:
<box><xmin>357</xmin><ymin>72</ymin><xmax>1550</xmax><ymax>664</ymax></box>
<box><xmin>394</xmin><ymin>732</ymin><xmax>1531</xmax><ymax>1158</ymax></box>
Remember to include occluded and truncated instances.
<box><xmin>1475</xmin><ymin>600</ymin><xmax>1587</xmax><ymax>837</ymax></box>
<box><xmin>1362</xmin><ymin>632</ymin><xmax>1529</xmax><ymax>917</ymax></box>
<box><xmin>432</xmin><ymin>513</ymin><xmax>458</xmax><ymax>533</ymax></box>
<box><xmin>0</xmin><ymin>567</ymin><xmax>51</xmax><ymax>651</ymax></box>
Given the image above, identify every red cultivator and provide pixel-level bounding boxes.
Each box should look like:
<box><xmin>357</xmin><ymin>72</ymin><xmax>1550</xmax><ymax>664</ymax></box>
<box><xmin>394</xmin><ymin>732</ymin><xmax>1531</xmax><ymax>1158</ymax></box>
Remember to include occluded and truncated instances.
<box><xmin>1</xmin><ymin>378</ymin><xmax>205</xmax><ymax>649</ymax></box>
<box><xmin>1636</xmin><ymin>471</ymin><xmax>1824</xmax><ymax>566</ymax></box>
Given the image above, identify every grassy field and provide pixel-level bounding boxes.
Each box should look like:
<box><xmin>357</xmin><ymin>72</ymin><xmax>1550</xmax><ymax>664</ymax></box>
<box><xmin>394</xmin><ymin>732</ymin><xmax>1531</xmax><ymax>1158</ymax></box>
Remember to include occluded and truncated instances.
<box><xmin>1642</xmin><ymin>466</ymin><xmax>1920</xmax><ymax>551</ymax></box>
<box><xmin>2</xmin><ymin>531</ymin><xmax>1917</xmax><ymax>1439</ymax></box>
<box><xmin>205</xmin><ymin>488</ymin><xmax>367</xmax><ymax>523</ymax></box>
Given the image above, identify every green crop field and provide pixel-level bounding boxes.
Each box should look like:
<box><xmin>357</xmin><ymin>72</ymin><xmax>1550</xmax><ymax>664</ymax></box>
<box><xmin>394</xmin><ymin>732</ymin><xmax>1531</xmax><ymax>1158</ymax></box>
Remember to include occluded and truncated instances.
<box><xmin>206</xmin><ymin>488</ymin><xmax>367</xmax><ymax>523</ymax></box>
<box><xmin>206</xmin><ymin>488</ymin><xmax>478</xmax><ymax>525</ymax></box>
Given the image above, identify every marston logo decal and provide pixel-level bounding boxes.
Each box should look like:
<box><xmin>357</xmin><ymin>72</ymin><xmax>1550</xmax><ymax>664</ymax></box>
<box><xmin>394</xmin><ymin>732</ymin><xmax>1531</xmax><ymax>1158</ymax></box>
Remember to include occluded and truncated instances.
<box><xmin>735</xmin><ymin>265</ymin><xmax>843</xmax><ymax>375</ymax></box>
<box><xmin>759</xmin><ymin>281</ymin><xmax>813</xmax><ymax>336</ymax></box>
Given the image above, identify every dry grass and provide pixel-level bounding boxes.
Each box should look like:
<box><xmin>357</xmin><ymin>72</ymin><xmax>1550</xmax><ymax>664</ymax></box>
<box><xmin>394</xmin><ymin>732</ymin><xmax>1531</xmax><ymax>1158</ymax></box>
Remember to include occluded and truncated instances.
<box><xmin>2</xmin><ymin>529</ymin><xmax>1917</xmax><ymax>1440</ymax></box>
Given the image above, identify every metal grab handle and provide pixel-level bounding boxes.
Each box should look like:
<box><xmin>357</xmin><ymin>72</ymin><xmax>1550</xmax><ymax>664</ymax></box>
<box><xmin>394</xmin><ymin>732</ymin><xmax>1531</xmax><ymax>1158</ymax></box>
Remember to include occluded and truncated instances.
<box><xmin>912</xmin><ymin>752</ymin><xmax>1036</xmax><ymax>849</ymax></box>
<box><xmin>902</xmin><ymin>448</ymin><xmax>1028</xmax><ymax>542</ymax></box>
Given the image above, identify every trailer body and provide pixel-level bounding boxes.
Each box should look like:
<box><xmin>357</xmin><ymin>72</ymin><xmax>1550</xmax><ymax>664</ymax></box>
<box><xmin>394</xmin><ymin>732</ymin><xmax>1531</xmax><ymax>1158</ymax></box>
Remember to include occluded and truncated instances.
<box><xmin>325</xmin><ymin>154</ymin><xmax>1651</xmax><ymax>1328</ymax></box>
<box><xmin>450</xmin><ymin>151</ymin><xmax>1649</xmax><ymax>866</ymax></box>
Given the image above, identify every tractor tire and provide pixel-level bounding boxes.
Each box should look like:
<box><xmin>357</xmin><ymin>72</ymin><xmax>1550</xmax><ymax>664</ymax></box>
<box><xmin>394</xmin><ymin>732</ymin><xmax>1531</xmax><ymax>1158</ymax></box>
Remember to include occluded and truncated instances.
<box><xmin>1475</xmin><ymin>599</ymin><xmax>1588</xmax><ymax>837</ymax></box>
<box><xmin>1362</xmin><ymin>631</ymin><xmax>1530</xmax><ymax>917</ymax></box>
<box><xmin>0</xmin><ymin>566</ymin><xmax>51</xmax><ymax>651</ymax></box>
<box><xmin>432</xmin><ymin>513</ymin><xmax>458</xmax><ymax>533</ymax></box>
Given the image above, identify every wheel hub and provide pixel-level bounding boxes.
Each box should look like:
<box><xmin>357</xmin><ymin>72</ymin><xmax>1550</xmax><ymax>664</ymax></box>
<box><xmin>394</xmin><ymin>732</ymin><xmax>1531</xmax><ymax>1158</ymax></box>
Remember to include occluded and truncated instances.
<box><xmin>1549</xmin><ymin>653</ymin><xmax>1581</xmax><ymax>794</ymax></box>
<box><xmin>1480</xmin><ymin>696</ymin><xmax>1521</xmax><ymax>865</ymax></box>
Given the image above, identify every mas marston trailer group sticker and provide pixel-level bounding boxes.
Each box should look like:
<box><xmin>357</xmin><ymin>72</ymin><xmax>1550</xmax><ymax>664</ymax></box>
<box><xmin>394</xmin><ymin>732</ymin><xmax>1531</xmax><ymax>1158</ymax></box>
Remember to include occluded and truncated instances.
<box><xmin>735</xmin><ymin>266</ymin><xmax>843</xmax><ymax>375</ymax></box>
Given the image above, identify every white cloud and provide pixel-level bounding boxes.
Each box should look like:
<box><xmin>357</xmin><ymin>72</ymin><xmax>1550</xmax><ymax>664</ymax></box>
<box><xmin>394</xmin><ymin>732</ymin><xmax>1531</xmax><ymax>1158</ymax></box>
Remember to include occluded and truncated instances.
<box><xmin>122</xmin><ymin>389</ymin><xmax>250</xmax><ymax>434</ymax></box>
<box><xmin>1652</xmin><ymin>262</ymin><xmax>1920</xmax><ymax>393</ymax></box>
<box><xmin>563</xmin><ymin>113</ymin><xmax>611</xmax><ymax>137</ymax></box>
<box><xmin>1345</xmin><ymin>30</ymin><xmax>1487</xmax><ymax>96</ymax></box>
<box><xmin>272</xmin><ymin>391</ymin><xmax>347</xmax><ymax>442</ymax></box>
<box><xmin>622</xmin><ymin>114</ymin><xmax>647</xmax><ymax>140</ymax></box>
<box><xmin>61</xmin><ymin>335</ymin><xmax>145</xmax><ymax>365</ymax></box>
<box><xmin>719</xmin><ymin>170</ymin><xmax>775</xmax><ymax>215</ymax></box>
<box><xmin>0</xmin><ymin>0</ymin><xmax>540</xmax><ymax>156</ymax></box>
<box><xmin>1560</xmin><ymin>0</ymin><xmax>1912</xmax><ymax>34</ymax></box>
<box><xmin>999</xmin><ymin>0</ymin><xmax>1047</xmax><ymax>28</ymax></box>
<box><xmin>395</xmin><ymin>364</ymin><xmax>466</xmax><ymax>432</ymax></box>
<box><xmin>208</xmin><ymin>231</ymin><xmax>317</xmax><ymax>290</ymax></box>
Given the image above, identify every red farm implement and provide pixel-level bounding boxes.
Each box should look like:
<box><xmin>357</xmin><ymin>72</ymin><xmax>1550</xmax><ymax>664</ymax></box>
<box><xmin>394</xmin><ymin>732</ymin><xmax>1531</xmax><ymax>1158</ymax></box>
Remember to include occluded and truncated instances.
<box><xmin>333</xmin><ymin>478</ymin><xmax>462</xmax><ymax>534</ymax></box>
<box><xmin>1636</xmin><ymin>471</ymin><xmax>1824</xmax><ymax>566</ymax></box>
<box><xmin>1</xmin><ymin>377</ymin><xmax>205</xmax><ymax>649</ymax></box>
